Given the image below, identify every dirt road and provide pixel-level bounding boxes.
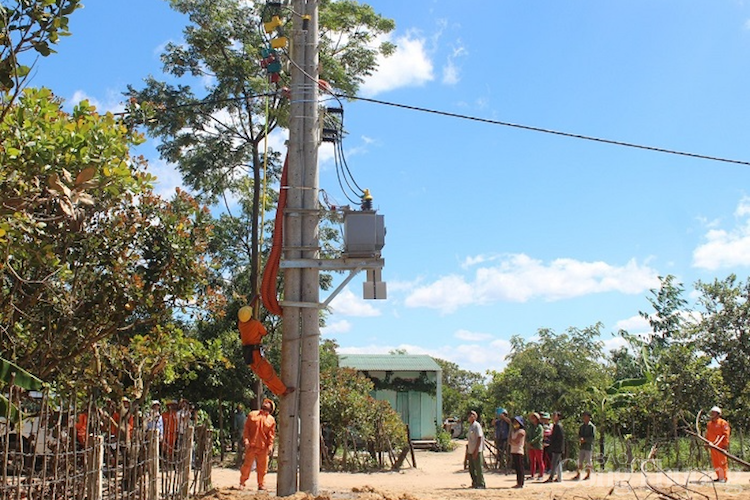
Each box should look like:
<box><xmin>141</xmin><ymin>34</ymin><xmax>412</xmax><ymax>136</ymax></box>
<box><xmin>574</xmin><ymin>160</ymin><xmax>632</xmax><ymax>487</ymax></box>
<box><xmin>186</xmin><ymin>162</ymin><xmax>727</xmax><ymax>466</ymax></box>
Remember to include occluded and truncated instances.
<box><xmin>206</xmin><ymin>441</ymin><xmax>750</xmax><ymax>499</ymax></box>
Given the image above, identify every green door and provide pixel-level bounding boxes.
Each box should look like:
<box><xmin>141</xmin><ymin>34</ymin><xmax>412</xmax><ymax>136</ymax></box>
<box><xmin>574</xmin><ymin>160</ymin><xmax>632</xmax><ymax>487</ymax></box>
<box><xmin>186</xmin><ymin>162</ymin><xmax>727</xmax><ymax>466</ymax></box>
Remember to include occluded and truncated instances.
<box><xmin>408</xmin><ymin>391</ymin><xmax>422</xmax><ymax>438</ymax></box>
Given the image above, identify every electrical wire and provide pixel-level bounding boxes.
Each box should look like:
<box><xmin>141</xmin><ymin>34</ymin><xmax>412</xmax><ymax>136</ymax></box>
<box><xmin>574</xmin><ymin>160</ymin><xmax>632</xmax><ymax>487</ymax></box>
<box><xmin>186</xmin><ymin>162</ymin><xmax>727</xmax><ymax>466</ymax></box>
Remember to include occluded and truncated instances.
<box><xmin>332</xmin><ymin>154</ymin><xmax>361</xmax><ymax>205</ymax></box>
<box><xmin>116</xmin><ymin>89</ymin><xmax>750</xmax><ymax>168</ymax></box>
<box><xmin>335</xmin><ymin>94</ymin><xmax>750</xmax><ymax>168</ymax></box>
<box><xmin>333</xmin><ymin>135</ymin><xmax>364</xmax><ymax>200</ymax></box>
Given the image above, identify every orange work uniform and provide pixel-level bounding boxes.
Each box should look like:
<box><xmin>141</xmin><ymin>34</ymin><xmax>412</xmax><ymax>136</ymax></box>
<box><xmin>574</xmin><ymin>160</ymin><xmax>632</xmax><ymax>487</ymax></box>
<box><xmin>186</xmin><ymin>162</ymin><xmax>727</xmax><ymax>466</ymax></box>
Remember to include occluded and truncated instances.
<box><xmin>705</xmin><ymin>417</ymin><xmax>731</xmax><ymax>481</ymax></box>
<box><xmin>239</xmin><ymin>409</ymin><xmax>276</xmax><ymax>489</ymax></box>
<box><xmin>74</xmin><ymin>413</ymin><xmax>88</xmax><ymax>447</ymax></box>
<box><xmin>239</xmin><ymin>318</ymin><xmax>287</xmax><ymax>396</ymax></box>
<box><xmin>111</xmin><ymin>412</ymin><xmax>134</xmax><ymax>439</ymax></box>
<box><xmin>162</xmin><ymin>410</ymin><xmax>179</xmax><ymax>457</ymax></box>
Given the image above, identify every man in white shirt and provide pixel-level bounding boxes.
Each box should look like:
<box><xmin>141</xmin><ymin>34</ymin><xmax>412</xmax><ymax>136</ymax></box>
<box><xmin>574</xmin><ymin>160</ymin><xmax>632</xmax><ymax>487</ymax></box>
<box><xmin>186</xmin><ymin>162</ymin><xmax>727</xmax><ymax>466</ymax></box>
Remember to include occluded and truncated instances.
<box><xmin>466</xmin><ymin>410</ymin><xmax>485</xmax><ymax>489</ymax></box>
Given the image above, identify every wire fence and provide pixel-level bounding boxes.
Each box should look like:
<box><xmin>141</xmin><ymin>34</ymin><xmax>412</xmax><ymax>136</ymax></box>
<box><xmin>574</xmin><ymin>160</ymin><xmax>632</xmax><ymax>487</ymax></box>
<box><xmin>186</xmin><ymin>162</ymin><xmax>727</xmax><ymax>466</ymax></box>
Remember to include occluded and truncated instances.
<box><xmin>1</xmin><ymin>385</ymin><xmax>213</xmax><ymax>500</ymax></box>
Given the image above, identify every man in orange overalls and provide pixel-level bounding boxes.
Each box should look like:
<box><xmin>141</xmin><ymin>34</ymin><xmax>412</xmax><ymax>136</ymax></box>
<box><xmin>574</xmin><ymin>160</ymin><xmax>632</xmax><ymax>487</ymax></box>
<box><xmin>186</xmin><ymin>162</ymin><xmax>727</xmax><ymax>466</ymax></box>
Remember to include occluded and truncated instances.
<box><xmin>705</xmin><ymin>405</ymin><xmax>731</xmax><ymax>483</ymax></box>
<box><xmin>239</xmin><ymin>398</ymin><xmax>276</xmax><ymax>490</ymax></box>
<box><xmin>161</xmin><ymin>400</ymin><xmax>179</xmax><ymax>462</ymax></box>
<box><xmin>238</xmin><ymin>306</ymin><xmax>293</xmax><ymax>397</ymax></box>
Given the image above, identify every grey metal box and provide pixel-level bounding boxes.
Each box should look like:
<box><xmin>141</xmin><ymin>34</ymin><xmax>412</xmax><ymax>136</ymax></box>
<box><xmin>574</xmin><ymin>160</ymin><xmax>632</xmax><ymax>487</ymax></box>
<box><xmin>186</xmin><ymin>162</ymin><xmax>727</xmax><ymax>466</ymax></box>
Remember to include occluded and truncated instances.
<box><xmin>343</xmin><ymin>211</ymin><xmax>385</xmax><ymax>257</ymax></box>
<box><xmin>363</xmin><ymin>281</ymin><xmax>387</xmax><ymax>299</ymax></box>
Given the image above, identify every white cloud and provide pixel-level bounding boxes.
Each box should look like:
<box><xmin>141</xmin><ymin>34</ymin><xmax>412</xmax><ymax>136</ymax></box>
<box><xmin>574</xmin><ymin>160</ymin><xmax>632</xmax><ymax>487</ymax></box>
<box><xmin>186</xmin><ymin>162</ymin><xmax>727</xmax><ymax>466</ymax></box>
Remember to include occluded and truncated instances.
<box><xmin>338</xmin><ymin>344</ymin><xmax>392</xmax><ymax>355</ymax></box>
<box><xmin>461</xmin><ymin>253</ymin><xmax>501</xmax><ymax>269</ymax></box>
<box><xmin>338</xmin><ymin>338</ymin><xmax>512</xmax><ymax>374</ymax></box>
<box><xmin>613</xmin><ymin>314</ymin><xmax>650</xmax><ymax>333</ymax></box>
<box><xmin>602</xmin><ymin>335</ymin><xmax>628</xmax><ymax>353</ymax></box>
<box><xmin>148</xmin><ymin>158</ymin><xmax>187</xmax><ymax>198</ymax></box>
<box><xmin>321</xmin><ymin>319</ymin><xmax>352</xmax><ymax>335</ymax></box>
<box><xmin>328</xmin><ymin>288</ymin><xmax>381</xmax><ymax>317</ymax></box>
<box><xmin>267</xmin><ymin>128</ymin><xmax>289</xmax><ymax>154</ymax></box>
<box><xmin>319</xmin><ymin>142</ymin><xmax>335</xmax><ymax>167</ymax></box>
<box><xmin>405</xmin><ymin>254</ymin><xmax>660</xmax><ymax>313</ymax></box>
<box><xmin>451</xmin><ymin>339</ymin><xmax>512</xmax><ymax>372</ymax></box>
<box><xmin>360</xmin><ymin>32</ymin><xmax>434</xmax><ymax>97</ymax></box>
<box><xmin>441</xmin><ymin>41</ymin><xmax>467</xmax><ymax>86</ymax></box>
<box><xmin>386</xmin><ymin>278</ymin><xmax>424</xmax><ymax>293</ymax></box>
<box><xmin>693</xmin><ymin>197</ymin><xmax>750</xmax><ymax>269</ymax></box>
<box><xmin>454</xmin><ymin>329</ymin><xmax>493</xmax><ymax>342</ymax></box>
<box><xmin>69</xmin><ymin>90</ymin><xmax>125</xmax><ymax>114</ymax></box>
<box><xmin>442</xmin><ymin>60</ymin><xmax>459</xmax><ymax>85</ymax></box>
<box><xmin>405</xmin><ymin>275</ymin><xmax>474</xmax><ymax>313</ymax></box>
<box><xmin>609</xmin><ymin>310</ymin><xmax>700</xmax><ymax>350</ymax></box>
<box><xmin>735</xmin><ymin>196</ymin><xmax>750</xmax><ymax>217</ymax></box>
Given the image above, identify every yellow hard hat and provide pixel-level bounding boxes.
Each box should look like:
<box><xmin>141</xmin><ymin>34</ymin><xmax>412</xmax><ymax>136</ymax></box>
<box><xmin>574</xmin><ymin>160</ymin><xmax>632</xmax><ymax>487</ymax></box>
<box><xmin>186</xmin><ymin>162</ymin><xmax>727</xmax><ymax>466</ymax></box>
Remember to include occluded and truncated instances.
<box><xmin>238</xmin><ymin>306</ymin><xmax>253</xmax><ymax>323</ymax></box>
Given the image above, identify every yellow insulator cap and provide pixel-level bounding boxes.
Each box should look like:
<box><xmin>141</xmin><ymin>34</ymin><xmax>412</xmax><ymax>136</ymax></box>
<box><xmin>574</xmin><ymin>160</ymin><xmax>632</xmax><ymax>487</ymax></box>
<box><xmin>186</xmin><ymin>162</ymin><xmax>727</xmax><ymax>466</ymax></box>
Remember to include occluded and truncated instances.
<box><xmin>362</xmin><ymin>188</ymin><xmax>373</xmax><ymax>201</ymax></box>
<box><xmin>270</xmin><ymin>36</ymin><xmax>288</xmax><ymax>49</ymax></box>
<box><xmin>264</xmin><ymin>16</ymin><xmax>283</xmax><ymax>33</ymax></box>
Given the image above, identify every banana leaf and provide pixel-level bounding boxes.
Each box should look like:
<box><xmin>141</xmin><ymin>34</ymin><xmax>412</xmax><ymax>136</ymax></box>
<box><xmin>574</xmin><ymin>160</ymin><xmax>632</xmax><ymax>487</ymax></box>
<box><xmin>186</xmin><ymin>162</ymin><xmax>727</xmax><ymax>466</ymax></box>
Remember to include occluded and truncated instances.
<box><xmin>0</xmin><ymin>357</ymin><xmax>43</xmax><ymax>390</ymax></box>
<box><xmin>0</xmin><ymin>393</ymin><xmax>20</xmax><ymax>421</ymax></box>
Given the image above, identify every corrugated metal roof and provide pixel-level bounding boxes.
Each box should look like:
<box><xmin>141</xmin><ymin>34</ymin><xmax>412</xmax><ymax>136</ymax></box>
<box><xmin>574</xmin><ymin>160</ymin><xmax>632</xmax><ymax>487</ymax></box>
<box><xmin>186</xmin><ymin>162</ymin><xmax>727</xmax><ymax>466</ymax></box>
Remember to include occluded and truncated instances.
<box><xmin>339</xmin><ymin>354</ymin><xmax>442</xmax><ymax>372</ymax></box>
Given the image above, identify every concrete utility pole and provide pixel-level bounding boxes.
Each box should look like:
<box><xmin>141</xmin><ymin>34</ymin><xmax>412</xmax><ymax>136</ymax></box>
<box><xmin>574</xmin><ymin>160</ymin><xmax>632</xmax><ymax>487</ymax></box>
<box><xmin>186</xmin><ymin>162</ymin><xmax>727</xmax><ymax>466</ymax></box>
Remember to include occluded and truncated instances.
<box><xmin>278</xmin><ymin>0</ymin><xmax>319</xmax><ymax>496</ymax></box>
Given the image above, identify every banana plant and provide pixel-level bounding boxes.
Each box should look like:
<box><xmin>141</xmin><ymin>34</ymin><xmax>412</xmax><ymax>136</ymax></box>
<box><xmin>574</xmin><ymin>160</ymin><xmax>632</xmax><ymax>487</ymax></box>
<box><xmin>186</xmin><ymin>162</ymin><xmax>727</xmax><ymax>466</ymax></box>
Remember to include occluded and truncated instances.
<box><xmin>0</xmin><ymin>357</ymin><xmax>44</xmax><ymax>420</ymax></box>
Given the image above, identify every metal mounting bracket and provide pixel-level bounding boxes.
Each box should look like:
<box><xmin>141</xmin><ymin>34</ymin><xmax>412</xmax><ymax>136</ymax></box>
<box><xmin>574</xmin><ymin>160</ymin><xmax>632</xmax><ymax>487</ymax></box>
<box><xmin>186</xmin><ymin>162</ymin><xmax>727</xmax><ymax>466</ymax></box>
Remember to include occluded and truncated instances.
<box><xmin>279</xmin><ymin>258</ymin><xmax>385</xmax><ymax>308</ymax></box>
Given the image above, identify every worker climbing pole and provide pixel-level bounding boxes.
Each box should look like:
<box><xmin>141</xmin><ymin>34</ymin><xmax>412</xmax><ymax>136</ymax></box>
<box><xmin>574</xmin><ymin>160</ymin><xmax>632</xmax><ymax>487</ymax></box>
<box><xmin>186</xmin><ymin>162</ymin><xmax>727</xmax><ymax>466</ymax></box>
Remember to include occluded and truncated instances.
<box><xmin>237</xmin><ymin>305</ymin><xmax>294</xmax><ymax>397</ymax></box>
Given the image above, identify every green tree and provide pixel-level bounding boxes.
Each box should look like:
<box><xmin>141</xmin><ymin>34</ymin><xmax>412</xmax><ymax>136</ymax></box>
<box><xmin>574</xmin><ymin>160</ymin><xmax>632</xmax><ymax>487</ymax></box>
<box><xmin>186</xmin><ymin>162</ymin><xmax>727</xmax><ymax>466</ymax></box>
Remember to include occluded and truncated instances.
<box><xmin>606</xmin><ymin>275</ymin><xmax>719</xmax><ymax>466</ymax></box>
<box><xmin>640</xmin><ymin>276</ymin><xmax>717</xmax><ymax>423</ymax></box>
<box><xmin>486</xmin><ymin>324</ymin><xmax>609</xmax><ymax>454</ymax></box>
<box><xmin>695</xmin><ymin>274</ymin><xmax>750</xmax><ymax>428</ymax></box>
<box><xmin>639</xmin><ymin>274</ymin><xmax>687</xmax><ymax>352</ymax></box>
<box><xmin>124</xmin><ymin>0</ymin><xmax>395</xmax><ymax>406</ymax></box>
<box><xmin>320</xmin><ymin>366</ymin><xmax>407</xmax><ymax>470</ymax></box>
<box><xmin>125</xmin><ymin>0</ymin><xmax>394</xmax><ymax>311</ymax></box>
<box><xmin>0</xmin><ymin>1</ymin><xmax>81</xmax><ymax>114</ymax></box>
<box><xmin>432</xmin><ymin>357</ymin><xmax>483</xmax><ymax>420</ymax></box>
<box><xmin>608</xmin><ymin>344</ymin><xmax>644</xmax><ymax>381</ymax></box>
<box><xmin>0</xmin><ymin>88</ymin><xmax>218</xmax><ymax>395</ymax></box>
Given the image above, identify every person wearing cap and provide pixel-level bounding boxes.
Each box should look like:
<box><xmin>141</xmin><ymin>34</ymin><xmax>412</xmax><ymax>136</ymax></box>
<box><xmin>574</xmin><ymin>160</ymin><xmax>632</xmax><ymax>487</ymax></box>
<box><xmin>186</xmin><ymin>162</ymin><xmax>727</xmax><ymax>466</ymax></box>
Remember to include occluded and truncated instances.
<box><xmin>705</xmin><ymin>406</ymin><xmax>730</xmax><ymax>483</ymax></box>
<box><xmin>146</xmin><ymin>400</ymin><xmax>164</xmax><ymax>441</ymax></box>
<box><xmin>111</xmin><ymin>397</ymin><xmax>134</xmax><ymax>440</ymax></box>
<box><xmin>500</xmin><ymin>412</ymin><xmax>526</xmax><ymax>488</ymax></box>
<box><xmin>237</xmin><ymin>306</ymin><xmax>294</xmax><ymax>397</ymax></box>
<box><xmin>491</xmin><ymin>407</ymin><xmax>510</xmax><ymax>470</ymax></box>
<box><xmin>527</xmin><ymin>412</ymin><xmax>545</xmax><ymax>480</ymax></box>
<box><xmin>240</xmin><ymin>398</ymin><xmax>277</xmax><ymax>491</ymax></box>
<box><xmin>465</xmin><ymin>410</ymin><xmax>485</xmax><ymax>489</ymax></box>
<box><xmin>544</xmin><ymin>411</ymin><xmax>564</xmax><ymax>483</ymax></box>
<box><xmin>573</xmin><ymin>411</ymin><xmax>595</xmax><ymax>480</ymax></box>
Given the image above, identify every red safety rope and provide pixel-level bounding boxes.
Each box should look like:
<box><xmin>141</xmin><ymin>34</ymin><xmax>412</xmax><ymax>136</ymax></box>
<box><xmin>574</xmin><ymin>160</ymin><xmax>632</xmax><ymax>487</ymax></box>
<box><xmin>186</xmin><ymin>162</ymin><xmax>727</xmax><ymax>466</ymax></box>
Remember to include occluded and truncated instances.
<box><xmin>260</xmin><ymin>153</ymin><xmax>288</xmax><ymax>316</ymax></box>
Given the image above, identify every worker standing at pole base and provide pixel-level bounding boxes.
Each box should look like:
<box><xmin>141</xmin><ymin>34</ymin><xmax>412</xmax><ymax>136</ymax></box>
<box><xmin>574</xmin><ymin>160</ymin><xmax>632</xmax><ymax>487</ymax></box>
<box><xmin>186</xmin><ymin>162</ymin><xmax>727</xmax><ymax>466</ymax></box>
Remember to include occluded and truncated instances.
<box><xmin>705</xmin><ymin>405</ymin><xmax>730</xmax><ymax>483</ymax></box>
<box><xmin>240</xmin><ymin>398</ymin><xmax>277</xmax><ymax>490</ymax></box>
<box><xmin>238</xmin><ymin>306</ymin><xmax>294</xmax><ymax>397</ymax></box>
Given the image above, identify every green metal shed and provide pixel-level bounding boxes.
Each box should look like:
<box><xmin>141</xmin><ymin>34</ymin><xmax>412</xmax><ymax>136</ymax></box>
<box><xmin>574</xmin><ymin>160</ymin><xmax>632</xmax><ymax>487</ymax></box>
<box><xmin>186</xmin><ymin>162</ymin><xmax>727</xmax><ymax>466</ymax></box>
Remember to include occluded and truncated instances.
<box><xmin>339</xmin><ymin>354</ymin><xmax>443</xmax><ymax>440</ymax></box>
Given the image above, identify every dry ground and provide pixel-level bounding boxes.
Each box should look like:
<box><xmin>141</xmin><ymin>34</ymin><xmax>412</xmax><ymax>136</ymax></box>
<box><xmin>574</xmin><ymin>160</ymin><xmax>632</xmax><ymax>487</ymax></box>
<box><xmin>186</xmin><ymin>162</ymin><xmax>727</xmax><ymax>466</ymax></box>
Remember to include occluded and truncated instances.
<box><xmin>205</xmin><ymin>441</ymin><xmax>750</xmax><ymax>500</ymax></box>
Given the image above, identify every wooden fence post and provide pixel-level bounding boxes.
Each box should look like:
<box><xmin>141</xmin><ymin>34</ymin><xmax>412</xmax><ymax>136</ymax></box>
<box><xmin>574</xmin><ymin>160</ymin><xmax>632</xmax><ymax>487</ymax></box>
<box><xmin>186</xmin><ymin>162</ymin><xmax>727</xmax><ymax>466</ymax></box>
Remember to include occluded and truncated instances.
<box><xmin>88</xmin><ymin>435</ymin><xmax>103</xmax><ymax>500</ymax></box>
<box><xmin>406</xmin><ymin>425</ymin><xmax>416</xmax><ymax>468</ymax></box>
<box><xmin>180</xmin><ymin>426</ymin><xmax>195</xmax><ymax>499</ymax></box>
<box><xmin>147</xmin><ymin>429</ymin><xmax>160</xmax><ymax>500</ymax></box>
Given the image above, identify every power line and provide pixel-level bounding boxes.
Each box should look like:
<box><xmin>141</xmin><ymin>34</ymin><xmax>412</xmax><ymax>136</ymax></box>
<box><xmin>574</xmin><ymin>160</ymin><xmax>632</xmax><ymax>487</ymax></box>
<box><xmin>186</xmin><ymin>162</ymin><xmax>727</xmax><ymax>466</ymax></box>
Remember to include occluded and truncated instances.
<box><xmin>116</xmin><ymin>88</ymin><xmax>750</xmax><ymax>168</ymax></box>
<box><xmin>337</xmin><ymin>93</ymin><xmax>750</xmax><ymax>168</ymax></box>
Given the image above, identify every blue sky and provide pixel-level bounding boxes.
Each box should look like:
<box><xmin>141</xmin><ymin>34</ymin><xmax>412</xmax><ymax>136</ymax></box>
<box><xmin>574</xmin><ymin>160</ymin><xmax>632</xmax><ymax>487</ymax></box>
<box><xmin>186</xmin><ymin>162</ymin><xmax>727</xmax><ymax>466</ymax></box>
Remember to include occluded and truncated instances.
<box><xmin>29</xmin><ymin>1</ymin><xmax>750</xmax><ymax>373</ymax></box>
